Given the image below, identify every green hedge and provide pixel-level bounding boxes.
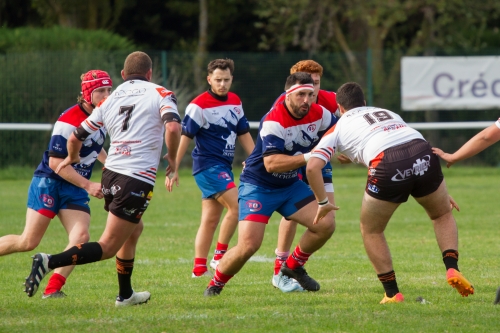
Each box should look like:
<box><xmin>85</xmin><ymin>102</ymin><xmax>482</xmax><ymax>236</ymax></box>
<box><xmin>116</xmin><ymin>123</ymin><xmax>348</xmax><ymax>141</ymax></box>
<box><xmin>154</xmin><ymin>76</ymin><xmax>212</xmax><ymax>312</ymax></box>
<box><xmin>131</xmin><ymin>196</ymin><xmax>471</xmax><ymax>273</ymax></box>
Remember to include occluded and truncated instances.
<box><xmin>0</xmin><ymin>27</ymin><xmax>134</xmax><ymax>168</ymax></box>
<box><xmin>0</xmin><ymin>26</ymin><xmax>135</xmax><ymax>52</ymax></box>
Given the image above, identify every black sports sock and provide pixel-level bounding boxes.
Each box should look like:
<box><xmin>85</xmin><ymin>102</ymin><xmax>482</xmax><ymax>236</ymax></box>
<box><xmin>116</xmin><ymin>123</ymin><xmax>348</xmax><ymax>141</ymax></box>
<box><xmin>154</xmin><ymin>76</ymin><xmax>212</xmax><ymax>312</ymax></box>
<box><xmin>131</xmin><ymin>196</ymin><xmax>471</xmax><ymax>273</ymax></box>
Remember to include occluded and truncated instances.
<box><xmin>442</xmin><ymin>249</ymin><xmax>459</xmax><ymax>271</ymax></box>
<box><xmin>378</xmin><ymin>270</ymin><xmax>399</xmax><ymax>297</ymax></box>
<box><xmin>48</xmin><ymin>242</ymin><xmax>103</xmax><ymax>269</ymax></box>
<box><xmin>116</xmin><ymin>257</ymin><xmax>134</xmax><ymax>299</ymax></box>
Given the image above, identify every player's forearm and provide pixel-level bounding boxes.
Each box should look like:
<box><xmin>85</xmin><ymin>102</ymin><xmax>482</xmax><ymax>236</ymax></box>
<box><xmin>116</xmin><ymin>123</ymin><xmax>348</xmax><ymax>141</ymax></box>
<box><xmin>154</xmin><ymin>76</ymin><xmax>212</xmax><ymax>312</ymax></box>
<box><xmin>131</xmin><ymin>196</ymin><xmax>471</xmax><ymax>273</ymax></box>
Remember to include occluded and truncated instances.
<box><xmin>452</xmin><ymin>125</ymin><xmax>500</xmax><ymax>162</ymax></box>
<box><xmin>165</xmin><ymin>122</ymin><xmax>182</xmax><ymax>164</ymax></box>
<box><xmin>59</xmin><ymin>168</ymin><xmax>93</xmax><ymax>190</ymax></box>
<box><xmin>175</xmin><ymin>135</ymin><xmax>192</xmax><ymax>169</ymax></box>
<box><xmin>97</xmin><ymin>148</ymin><xmax>107</xmax><ymax>164</ymax></box>
<box><xmin>263</xmin><ymin>153</ymin><xmax>307</xmax><ymax>173</ymax></box>
<box><xmin>306</xmin><ymin>157</ymin><xmax>328</xmax><ymax>202</ymax></box>
<box><xmin>49</xmin><ymin>157</ymin><xmax>91</xmax><ymax>190</ymax></box>
<box><xmin>238</xmin><ymin>132</ymin><xmax>255</xmax><ymax>156</ymax></box>
<box><xmin>67</xmin><ymin>133</ymin><xmax>83</xmax><ymax>161</ymax></box>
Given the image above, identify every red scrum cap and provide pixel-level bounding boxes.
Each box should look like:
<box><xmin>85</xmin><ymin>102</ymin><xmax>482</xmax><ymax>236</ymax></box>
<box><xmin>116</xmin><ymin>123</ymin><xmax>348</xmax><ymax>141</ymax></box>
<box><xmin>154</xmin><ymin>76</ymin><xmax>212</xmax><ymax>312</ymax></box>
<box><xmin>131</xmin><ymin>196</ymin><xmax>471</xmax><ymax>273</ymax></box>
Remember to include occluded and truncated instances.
<box><xmin>81</xmin><ymin>70</ymin><xmax>112</xmax><ymax>105</ymax></box>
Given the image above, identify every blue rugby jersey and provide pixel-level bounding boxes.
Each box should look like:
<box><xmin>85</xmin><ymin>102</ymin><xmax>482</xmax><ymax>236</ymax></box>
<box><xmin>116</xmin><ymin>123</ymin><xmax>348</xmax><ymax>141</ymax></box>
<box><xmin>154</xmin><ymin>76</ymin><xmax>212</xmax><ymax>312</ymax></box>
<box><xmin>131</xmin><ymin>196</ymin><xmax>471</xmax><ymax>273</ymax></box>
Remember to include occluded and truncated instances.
<box><xmin>34</xmin><ymin>104</ymin><xmax>106</xmax><ymax>181</ymax></box>
<box><xmin>240</xmin><ymin>100</ymin><xmax>335</xmax><ymax>189</ymax></box>
<box><xmin>182</xmin><ymin>90</ymin><xmax>250</xmax><ymax>175</ymax></box>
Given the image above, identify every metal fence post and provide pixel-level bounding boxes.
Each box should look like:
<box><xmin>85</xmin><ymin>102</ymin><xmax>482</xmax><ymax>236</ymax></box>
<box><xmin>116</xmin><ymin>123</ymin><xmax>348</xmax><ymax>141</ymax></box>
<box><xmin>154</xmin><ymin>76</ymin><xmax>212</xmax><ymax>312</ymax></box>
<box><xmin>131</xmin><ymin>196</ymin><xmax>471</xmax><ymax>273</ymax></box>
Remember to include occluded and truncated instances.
<box><xmin>366</xmin><ymin>48</ymin><xmax>373</xmax><ymax>106</ymax></box>
<box><xmin>161</xmin><ymin>50</ymin><xmax>167</xmax><ymax>87</ymax></box>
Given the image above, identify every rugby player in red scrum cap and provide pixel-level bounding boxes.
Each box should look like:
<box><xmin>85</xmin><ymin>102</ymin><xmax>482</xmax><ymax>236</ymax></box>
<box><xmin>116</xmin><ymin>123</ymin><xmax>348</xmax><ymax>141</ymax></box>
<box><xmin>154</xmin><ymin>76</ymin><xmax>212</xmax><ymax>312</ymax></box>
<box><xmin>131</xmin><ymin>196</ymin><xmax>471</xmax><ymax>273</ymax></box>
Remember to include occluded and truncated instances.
<box><xmin>0</xmin><ymin>70</ymin><xmax>112</xmax><ymax>298</ymax></box>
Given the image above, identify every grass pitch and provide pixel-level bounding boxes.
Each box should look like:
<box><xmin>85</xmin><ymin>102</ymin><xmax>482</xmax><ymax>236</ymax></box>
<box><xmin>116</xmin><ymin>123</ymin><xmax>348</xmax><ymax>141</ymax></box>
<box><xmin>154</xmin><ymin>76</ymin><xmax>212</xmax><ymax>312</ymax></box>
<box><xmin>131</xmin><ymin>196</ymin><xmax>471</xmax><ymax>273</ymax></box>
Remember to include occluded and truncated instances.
<box><xmin>0</xmin><ymin>165</ymin><xmax>499</xmax><ymax>333</ymax></box>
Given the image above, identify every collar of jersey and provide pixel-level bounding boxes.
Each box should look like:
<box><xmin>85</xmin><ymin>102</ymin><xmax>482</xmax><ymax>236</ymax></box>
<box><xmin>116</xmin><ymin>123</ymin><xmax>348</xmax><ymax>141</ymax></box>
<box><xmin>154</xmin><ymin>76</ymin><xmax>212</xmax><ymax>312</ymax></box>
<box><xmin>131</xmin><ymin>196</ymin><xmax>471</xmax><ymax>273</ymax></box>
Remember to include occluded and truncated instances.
<box><xmin>77</xmin><ymin>103</ymin><xmax>90</xmax><ymax>116</ymax></box>
<box><xmin>124</xmin><ymin>75</ymin><xmax>149</xmax><ymax>82</ymax></box>
<box><xmin>207</xmin><ymin>89</ymin><xmax>228</xmax><ymax>102</ymax></box>
<box><xmin>283</xmin><ymin>101</ymin><xmax>305</xmax><ymax>120</ymax></box>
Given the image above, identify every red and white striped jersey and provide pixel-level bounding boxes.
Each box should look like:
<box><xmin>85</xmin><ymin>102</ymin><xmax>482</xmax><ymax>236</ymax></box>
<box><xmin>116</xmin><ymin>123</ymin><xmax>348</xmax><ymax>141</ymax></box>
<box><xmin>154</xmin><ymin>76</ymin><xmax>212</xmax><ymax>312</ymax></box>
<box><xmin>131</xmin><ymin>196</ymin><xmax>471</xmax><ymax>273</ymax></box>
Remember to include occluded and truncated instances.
<box><xmin>312</xmin><ymin>106</ymin><xmax>424</xmax><ymax>167</ymax></box>
<box><xmin>82</xmin><ymin>77</ymin><xmax>180</xmax><ymax>185</ymax></box>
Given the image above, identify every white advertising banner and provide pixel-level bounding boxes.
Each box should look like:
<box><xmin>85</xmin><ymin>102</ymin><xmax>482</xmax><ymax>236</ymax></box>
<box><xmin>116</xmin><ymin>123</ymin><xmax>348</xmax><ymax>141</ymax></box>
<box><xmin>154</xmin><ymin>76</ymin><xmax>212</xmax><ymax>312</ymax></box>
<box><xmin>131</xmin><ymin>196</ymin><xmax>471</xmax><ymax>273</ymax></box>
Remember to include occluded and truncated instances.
<box><xmin>401</xmin><ymin>56</ymin><xmax>500</xmax><ymax>110</ymax></box>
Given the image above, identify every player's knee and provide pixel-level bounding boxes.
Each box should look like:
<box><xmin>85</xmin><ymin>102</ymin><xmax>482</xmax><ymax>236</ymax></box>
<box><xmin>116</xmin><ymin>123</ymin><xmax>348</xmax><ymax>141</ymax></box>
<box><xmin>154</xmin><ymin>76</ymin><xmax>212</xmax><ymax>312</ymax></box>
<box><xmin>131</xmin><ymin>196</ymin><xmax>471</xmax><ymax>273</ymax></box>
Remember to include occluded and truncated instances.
<box><xmin>239</xmin><ymin>240</ymin><xmax>261</xmax><ymax>259</ymax></box>
<box><xmin>316</xmin><ymin>215</ymin><xmax>336</xmax><ymax>238</ymax></box>
<box><xmin>224</xmin><ymin>207</ymin><xmax>239</xmax><ymax>222</ymax></box>
<box><xmin>99</xmin><ymin>242</ymin><xmax>119</xmax><ymax>260</ymax></box>
<box><xmin>360</xmin><ymin>221</ymin><xmax>383</xmax><ymax>235</ymax></box>
<box><xmin>323</xmin><ymin>222</ymin><xmax>335</xmax><ymax>238</ymax></box>
<box><xmin>72</xmin><ymin>230</ymin><xmax>90</xmax><ymax>244</ymax></box>
<box><xmin>130</xmin><ymin>222</ymin><xmax>144</xmax><ymax>240</ymax></box>
<box><xmin>19</xmin><ymin>236</ymin><xmax>40</xmax><ymax>252</ymax></box>
<box><xmin>202</xmin><ymin>217</ymin><xmax>220</xmax><ymax>230</ymax></box>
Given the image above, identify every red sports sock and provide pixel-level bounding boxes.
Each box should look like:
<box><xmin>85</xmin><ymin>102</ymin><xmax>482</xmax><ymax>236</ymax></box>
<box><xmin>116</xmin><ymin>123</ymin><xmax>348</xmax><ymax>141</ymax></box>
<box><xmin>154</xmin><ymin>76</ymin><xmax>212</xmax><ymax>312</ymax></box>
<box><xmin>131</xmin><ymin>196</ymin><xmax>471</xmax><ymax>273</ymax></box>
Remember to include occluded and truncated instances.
<box><xmin>193</xmin><ymin>258</ymin><xmax>208</xmax><ymax>276</ymax></box>
<box><xmin>274</xmin><ymin>249</ymin><xmax>289</xmax><ymax>275</ymax></box>
<box><xmin>285</xmin><ymin>246</ymin><xmax>312</xmax><ymax>270</ymax></box>
<box><xmin>44</xmin><ymin>273</ymin><xmax>66</xmax><ymax>295</ymax></box>
<box><xmin>208</xmin><ymin>267</ymin><xmax>234</xmax><ymax>287</ymax></box>
<box><xmin>213</xmin><ymin>242</ymin><xmax>228</xmax><ymax>260</ymax></box>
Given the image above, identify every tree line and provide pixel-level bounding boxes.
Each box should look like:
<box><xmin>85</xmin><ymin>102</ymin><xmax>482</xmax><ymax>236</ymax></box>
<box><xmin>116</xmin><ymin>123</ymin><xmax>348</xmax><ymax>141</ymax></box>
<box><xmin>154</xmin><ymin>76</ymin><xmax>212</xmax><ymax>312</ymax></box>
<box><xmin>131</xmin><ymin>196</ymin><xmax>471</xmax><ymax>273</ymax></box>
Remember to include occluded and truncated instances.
<box><xmin>2</xmin><ymin>0</ymin><xmax>499</xmax><ymax>54</ymax></box>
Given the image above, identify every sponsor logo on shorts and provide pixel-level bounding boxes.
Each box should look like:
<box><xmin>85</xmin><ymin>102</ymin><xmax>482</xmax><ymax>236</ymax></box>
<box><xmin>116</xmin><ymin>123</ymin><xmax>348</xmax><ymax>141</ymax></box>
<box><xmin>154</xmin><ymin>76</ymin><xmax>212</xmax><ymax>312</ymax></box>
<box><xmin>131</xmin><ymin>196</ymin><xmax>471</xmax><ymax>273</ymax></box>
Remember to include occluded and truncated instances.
<box><xmin>391</xmin><ymin>155</ymin><xmax>431</xmax><ymax>181</ymax></box>
<box><xmin>246</xmin><ymin>200</ymin><xmax>262</xmax><ymax>212</ymax></box>
<box><xmin>53</xmin><ymin>143</ymin><xmax>62</xmax><ymax>151</ymax></box>
<box><xmin>111</xmin><ymin>185</ymin><xmax>121</xmax><ymax>195</ymax></box>
<box><xmin>369</xmin><ymin>167</ymin><xmax>376</xmax><ymax>176</ymax></box>
<box><xmin>131</xmin><ymin>191</ymin><xmax>145</xmax><ymax>197</ymax></box>
<box><xmin>367</xmin><ymin>183</ymin><xmax>379</xmax><ymax>193</ymax></box>
<box><xmin>147</xmin><ymin>191</ymin><xmax>153</xmax><ymax>200</ymax></box>
<box><xmin>40</xmin><ymin>194</ymin><xmax>55</xmax><ymax>208</ymax></box>
<box><xmin>123</xmin><ymin>207</ymin><xmax>137</xmax><ymax>215</ymax></box>
<box><xmin>102</xmin><ymin>186</ymin><xmax>110</xmax><ymax>195</ymax></box>
<box><xmin>233</xmin><ymin>107</ymin><xmax>241</xmax><ymax>114</ymax></box>
<box><xmin>217</xmin><ymin>172</ymin><xmax>232</xmax><ymax>181</ymax></box>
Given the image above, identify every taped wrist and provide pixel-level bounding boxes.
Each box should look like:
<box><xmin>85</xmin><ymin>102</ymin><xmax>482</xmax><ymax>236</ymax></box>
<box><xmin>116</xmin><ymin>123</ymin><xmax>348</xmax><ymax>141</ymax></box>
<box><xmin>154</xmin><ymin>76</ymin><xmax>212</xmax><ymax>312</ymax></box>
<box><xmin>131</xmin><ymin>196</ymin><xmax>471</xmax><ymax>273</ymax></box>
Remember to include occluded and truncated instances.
<box><xmin>318</xmin><ymin>198</ymin><xmax>329</xmax><ymax>206</ymax></box>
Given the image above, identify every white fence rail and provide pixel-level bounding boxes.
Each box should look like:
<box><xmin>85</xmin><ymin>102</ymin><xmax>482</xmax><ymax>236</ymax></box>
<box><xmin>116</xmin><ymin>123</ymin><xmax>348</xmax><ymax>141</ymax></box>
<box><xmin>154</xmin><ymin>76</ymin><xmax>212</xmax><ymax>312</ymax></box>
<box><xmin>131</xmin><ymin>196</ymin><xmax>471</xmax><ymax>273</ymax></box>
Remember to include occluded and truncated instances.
<box><xmin>0</xmin><ymin>121</ymin><xmax>493</xmax><ymax>131</ymax></box>
<box><xmin>248</xmin><ymin>121</ymin><xmax>492</xmax><ymax>130</ymax></box>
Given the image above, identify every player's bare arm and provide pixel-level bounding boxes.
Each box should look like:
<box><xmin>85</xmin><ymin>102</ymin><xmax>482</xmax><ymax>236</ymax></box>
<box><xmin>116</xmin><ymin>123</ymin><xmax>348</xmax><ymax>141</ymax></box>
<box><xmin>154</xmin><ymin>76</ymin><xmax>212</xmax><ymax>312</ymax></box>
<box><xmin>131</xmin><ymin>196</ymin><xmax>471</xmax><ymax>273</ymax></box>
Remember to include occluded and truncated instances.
<box><xmin>433</xmin><ymin>124</ymin><xmax>500</xmax><ymax>168</ymax></box>
<box><xmin>55</xmin><ymin>132</ymin><xmax>84</xmax><ymax>174</ymax></box>
<box><xmin>165</xmin><ymin>134</ymin><xmax>191</xmax><ymax>189</ymax></box>
<box><xmin>164</xmin><ymin>121</ymin><xmax>182</xmax><ymax>192</ymax></box>
<box><xmin>237</xmin><ymin>132</ymin><xmax>255</xmax><ymax>155</ymax></box>
<box><xmin>306</xmin><ymin>156</ymin><xmax>339</xmax><ymax>224</ymax></box>
<box><xmin>49</xmin><ymin>156</ymin><xmax>103</xmax><ymax>199</ymax></box>
<box><xmin>336</xmin><ymin>153</ymin><xmax>352</xmax><ymax>164</ymax></box>
<box><xmin>263</xmin><ymin>153</ymin><xmax>307</xmax><ymax>173</ymax></box>
<box><xmin>97</xmin><ymin>148</ymin><xmax>107</xmax><ymax>164</ymax></box>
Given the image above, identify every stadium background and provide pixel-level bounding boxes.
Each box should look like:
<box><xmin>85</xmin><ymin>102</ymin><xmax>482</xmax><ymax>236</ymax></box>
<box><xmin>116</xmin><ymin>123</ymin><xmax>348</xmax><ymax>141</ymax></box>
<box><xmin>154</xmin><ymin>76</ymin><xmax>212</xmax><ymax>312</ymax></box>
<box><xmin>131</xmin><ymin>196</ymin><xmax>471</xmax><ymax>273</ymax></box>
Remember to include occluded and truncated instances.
<box><xmin>1</xmin><ymin>49</ymin><xmax>499</xmax><ymax>169</ymax></box>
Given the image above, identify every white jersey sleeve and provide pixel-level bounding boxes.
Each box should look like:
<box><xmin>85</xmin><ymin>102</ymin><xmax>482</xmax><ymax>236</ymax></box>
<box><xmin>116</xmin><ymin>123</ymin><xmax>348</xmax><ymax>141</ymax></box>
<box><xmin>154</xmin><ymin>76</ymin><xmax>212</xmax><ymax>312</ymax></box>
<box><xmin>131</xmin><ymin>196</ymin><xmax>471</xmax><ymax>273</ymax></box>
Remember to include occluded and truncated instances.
<box><xmin>319</xmin><ymin>106</ymin><xmax>333</xmax><ymax>132</ymax></box>
<box><xmin>312</xmin><ymin>107</ymin><xmax>424</xmax><ymax>166</ymax></box>
<box><xmin>85</xmin><ymin>79</ymin><xmax>180</xmax><ymax>185</ymax></box>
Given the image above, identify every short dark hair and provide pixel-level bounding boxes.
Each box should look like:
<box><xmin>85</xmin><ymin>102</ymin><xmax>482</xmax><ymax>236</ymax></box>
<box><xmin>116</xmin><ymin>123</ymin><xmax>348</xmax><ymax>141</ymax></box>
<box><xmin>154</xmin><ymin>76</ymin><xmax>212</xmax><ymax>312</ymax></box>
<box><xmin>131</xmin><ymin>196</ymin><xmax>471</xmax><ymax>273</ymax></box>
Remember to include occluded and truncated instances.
<box><xmin>207</xmin><ymin>58</ymin><xmax>235</xmax><ymax>75</ymax></box>
<box><xmin>336</xmin><ymin>82</ymin><xmax>365</xmax><ymax>110</ymax></box>
<box><xmin>284</xmin><ymin>72</ymin><xmax>313</xmax><ymax>90</ymax></box>
<box><xmin>123</xmin><ymin>51</ymin><xmax>152</xmax><ymax>76</ymax></box>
